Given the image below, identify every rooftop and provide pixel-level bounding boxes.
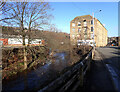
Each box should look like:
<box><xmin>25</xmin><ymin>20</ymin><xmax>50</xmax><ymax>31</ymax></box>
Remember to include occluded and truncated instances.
<box><xmin>71</xmin><ymin>15</ymin><xmax>107</xmax><ymax>31</ymax></box>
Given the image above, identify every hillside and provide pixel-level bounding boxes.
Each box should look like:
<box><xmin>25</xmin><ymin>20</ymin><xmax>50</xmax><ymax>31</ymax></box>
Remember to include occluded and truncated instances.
<box><xmin>1</xmin><ymin>26</ymin><xmax>70</xmax><ymax>51</ymax></box>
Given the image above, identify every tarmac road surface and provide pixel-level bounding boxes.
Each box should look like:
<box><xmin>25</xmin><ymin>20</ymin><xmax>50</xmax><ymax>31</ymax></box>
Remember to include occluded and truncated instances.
<box><xmin>82</xmin><ymin>46</ymin><xmax>119</xmax><ymax>91</ymax></box>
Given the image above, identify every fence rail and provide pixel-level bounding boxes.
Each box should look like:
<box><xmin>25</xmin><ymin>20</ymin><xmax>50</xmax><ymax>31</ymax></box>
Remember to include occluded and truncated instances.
<box><xmin>39</xmin><ymin>48</ymin><xmax>94</xmax><ymax>92</ymax></box>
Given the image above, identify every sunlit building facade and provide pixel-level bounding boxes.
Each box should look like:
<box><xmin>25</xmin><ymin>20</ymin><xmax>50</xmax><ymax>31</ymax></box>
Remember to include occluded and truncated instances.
<box><xmin>70</xmin><ymin>15</ymin><xmax>108</xmax><ymax>47</ymax></box>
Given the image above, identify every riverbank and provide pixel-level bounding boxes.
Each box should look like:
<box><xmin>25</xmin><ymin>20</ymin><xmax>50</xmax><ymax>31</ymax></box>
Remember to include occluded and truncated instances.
<box><xmin>2</xmin><ymin>45</ymin><xmax>92</xmax><ymax>91</ymax></box>
<box><xmin>2</xmin><ymin>47</ymin><xmax>92</xmax><ymax>91</ymax></box>
<box><xmin>2</xmin><ymin>46</ymin><xmax>49</xmax><ymax>81</ymax></box>
<box><xmin>2</xmin><ymin>51</ymin><xmax>69</xmax><ymax>91</ymax></box>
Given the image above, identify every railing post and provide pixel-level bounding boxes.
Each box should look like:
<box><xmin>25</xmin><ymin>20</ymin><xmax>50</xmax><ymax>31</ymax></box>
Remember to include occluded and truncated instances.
<box><xmin>92</xmin><ymin>47</ymin><xmax>95</xmax><ymax>59</ymax></box>
<box><xmin>79</xmin><ymin>66</ymin><xmax>84</xmax><ymax>87</ymax></box>
<box><xmin>87</xmin><ymin>58</ymin><xmax>91</xmax><ymax>72</ymax></box>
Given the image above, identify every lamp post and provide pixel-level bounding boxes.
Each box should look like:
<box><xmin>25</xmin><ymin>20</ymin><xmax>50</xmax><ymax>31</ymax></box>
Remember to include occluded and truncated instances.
<box><xmin>92</xmin><ymin>10</ymin><xmax>101</xmax><ymax>47</ymax></box>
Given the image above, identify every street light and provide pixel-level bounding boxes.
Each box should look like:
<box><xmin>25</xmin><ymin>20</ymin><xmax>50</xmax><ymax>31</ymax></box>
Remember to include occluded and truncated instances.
<box><xmin>92</xmin><ymin>10</ymin><xmax>102</xmax><ymax>47</ymax></box>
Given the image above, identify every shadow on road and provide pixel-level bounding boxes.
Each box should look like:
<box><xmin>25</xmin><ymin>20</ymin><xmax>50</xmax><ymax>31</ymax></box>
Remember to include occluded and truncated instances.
<box><xmin>102</xmin><ymin>46</ymin><xmax>120</xmax><ymax>50</ymax></box>
<box><xmin>81</xmin><ymin>49</ymin><xmax>119</xmax><ymax>92</ymax></box>
<box><xmin>83</xmin><ymin>60</ymin><xmax>115</xmax><ymax>91</ymax></box>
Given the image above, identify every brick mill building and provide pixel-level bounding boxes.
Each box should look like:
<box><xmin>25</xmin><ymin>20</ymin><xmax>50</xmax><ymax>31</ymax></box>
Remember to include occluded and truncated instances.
<box><xmin>70</xmin><ymin>15</ymin><xmax>108</xmax><ymax>47</ymax></box>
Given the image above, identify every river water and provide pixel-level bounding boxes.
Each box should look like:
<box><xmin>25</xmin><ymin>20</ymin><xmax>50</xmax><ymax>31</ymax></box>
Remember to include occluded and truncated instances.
<box><xmin>2</xmin><ymin>52</ymin><xmax>70</xmax><ymax>91</ymax></box>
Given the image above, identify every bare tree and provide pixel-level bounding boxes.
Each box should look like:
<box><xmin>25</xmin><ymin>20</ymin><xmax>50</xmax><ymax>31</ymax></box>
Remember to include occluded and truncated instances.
<box><xmin>25</xmin><ymin>2</ymin><xmax>52</xmax><ymax>45</ymax></box>
<box><xmin>49</xmin><ymin>24</ymin><xmax>61</xmax><ymax>32</ymax></box>
<box><xmin>0</xmin><ymin>2</ymin><xmax>6</xmax><ymax>10</ymax></box>
<box><xmin>1</xmin><ymin>2</ymin><xmax>52</xmax><ymax>69</ymax></box>
<box><xmin>0</xmin><ymin>2</ymin><xmax>19</xmax><ymax>23</ymax></box>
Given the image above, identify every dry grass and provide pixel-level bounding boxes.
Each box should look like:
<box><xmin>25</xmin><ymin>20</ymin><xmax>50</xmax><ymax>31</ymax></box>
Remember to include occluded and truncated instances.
<box><xmin>2</xmin><ymin>46</ymin><xmax>49</xmax><ymax>80</ymax></box>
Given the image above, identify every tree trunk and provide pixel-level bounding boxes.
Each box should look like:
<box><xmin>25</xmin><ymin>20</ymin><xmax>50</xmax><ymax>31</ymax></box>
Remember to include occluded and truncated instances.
<box><xmin>23</xmin><ymin>47</ymin><xmax>27</xmax><ymax>70</ymax></box>
<box><xmin>23</xmin><ymin>36</ymin><xmax>27</xmax><ymax>70</ymax></box>
<box><xmin>28</xmin><ymin>35</ymin><xmax>31</xmax><ymax>46</ymax></box>
<box><xmin>28</xmin><ymin>22</ymin><xmax>31</xmax><ymax>46</ymax></box>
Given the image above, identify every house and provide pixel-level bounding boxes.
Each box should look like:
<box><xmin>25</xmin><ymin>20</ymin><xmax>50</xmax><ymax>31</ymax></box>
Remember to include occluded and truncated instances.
<box><xmin>0</xmin><ymin>34</ymin><xmax>45</xmax><ymax>47</ymax></box>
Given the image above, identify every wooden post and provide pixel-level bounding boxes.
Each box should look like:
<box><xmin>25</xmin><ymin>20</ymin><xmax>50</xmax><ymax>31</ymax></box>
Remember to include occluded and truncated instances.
<box><xmin>87</xmin><ymin>58</ymin><xmax>91</xmax><ymax>72</ymax></box>
<box><xmin>79</xmin><ymin>67</ymin><xmax>84</xmax><ymax>87</ymax></box>
<box><xmin>92</xmin><ymin>47</ymin><xmax>95</xmax><ymax>59</ymax></box>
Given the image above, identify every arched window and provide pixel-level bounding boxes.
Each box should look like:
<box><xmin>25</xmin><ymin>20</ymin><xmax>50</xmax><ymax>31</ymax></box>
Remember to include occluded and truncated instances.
<box><xmin>83</xmin><ymin>20</ymin><xmax>87</xmax><ymax>26</ymax></box>
<box><xmin>83</xmin><ymin>20</ymin><xmax>86</xmax><ymax>22</ymax></box>
<box><xmin>78</xmin><ymin>22</ymin><xmax>81</xmax><ymax>26</ymax></box>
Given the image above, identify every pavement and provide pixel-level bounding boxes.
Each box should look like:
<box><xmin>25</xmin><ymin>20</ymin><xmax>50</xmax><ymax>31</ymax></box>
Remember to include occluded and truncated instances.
<box><xmin>97</xmin><ymin>46</ymin><xmax>120</xmax><ymax>92</ymax></box>
<box><xmin>82</xmin><ymin>48</ymin><xmax>116</xmax><ymax>91</ymax></box>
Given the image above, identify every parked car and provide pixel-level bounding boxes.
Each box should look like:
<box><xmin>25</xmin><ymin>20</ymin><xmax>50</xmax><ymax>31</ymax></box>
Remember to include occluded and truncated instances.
<box><xmin>111</xmin><ymin>43</ymin><xmax>116</xmax><ymax>46</ymax></box>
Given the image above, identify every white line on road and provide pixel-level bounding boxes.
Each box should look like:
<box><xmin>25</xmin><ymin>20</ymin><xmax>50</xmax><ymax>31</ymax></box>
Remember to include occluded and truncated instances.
<box><xmin>106</xmin><ymin>64</ymin><xmax>120</xmax><ymax>92</ymax></box>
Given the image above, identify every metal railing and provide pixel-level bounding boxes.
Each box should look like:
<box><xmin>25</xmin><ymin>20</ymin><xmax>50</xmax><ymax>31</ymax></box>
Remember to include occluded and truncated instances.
<box><xmin>39</xmin><ymin>48</ymin><xmax>94</xmax><ymax>92</ymax></box>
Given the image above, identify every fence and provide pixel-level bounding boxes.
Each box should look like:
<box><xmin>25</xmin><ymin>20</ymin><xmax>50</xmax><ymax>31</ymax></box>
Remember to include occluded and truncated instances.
<box><xmin>39</xmin><ymin>48</ymin><xmax>94</xmax><ymax>92</ymax></box>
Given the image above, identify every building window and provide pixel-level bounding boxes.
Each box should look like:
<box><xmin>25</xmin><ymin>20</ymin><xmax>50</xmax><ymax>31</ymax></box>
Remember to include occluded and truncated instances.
<box><xmin>78</xmin><ymin>28</ymin><xmax>81</xmax><ymax>33</ymax></box>
<box><xmin>83</xmin><ymin>20</ymin><xmax>87</xmax><ymax>26</ymax></box>
<box><xmin>77</xmin><ymin>35</ymin><xmax>80</xmax><ymax>37</ymax></box>
<box><xmin>91</xmin><ymin>20</ymin><xmax>93</xmax><ymax>25</ymax></box>
<box><xmin>84</xmin><ymin>35</ymin><xmax>87</xmax><ymax>39</ymax></box>
<box><xmin>83</xmin><ymin>20</ymin><xmax>86</xmax><ymax>22</ymax></box>
<box><xmin>72</xmin><ymin>35</ymin><xmax>75</xmax><ymax>39</ymax></box>
<box><xmin>78</xmin><ymin>22</ymin><xmax>81</xmax><ymax>26</ymax></box>
<box><xmin>91</xmin><ymin>34</ymin><xmax>94</xmax><ymax>39</ymax></box>
<box><xmin>91</xmin><ymin>27</ymin><xmax>93</xmax><ymax>32</ymax></box>
<box><xmin>72</xmin><ymin>28</ymin><xmax>75</xmax><ymax>32</ymax></box>
<box><xmin>84</xmin><ymin>28</ymin><xmax>87</xmax><ymax>32</ymax></box>
<box><xmin>72</xmin><ymin>23</ymin><xmax>75</xmax><ymax>27</ymax></box>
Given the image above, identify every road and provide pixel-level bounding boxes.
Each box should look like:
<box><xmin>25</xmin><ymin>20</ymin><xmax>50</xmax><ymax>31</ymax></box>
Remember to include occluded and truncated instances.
<box><xmin>97</xmin><ymin>46</ymin><xmax>120</xmax><ymax>73</ymax></box>
<box><xmin>82</xmin><ymin>46</ymin><xmax>119</xmax><ymax>91</ymax></box>
<box><xmin>97</xmin><ymin>46</ymin><xmax>120</xmax><ymax>92</ymax></box>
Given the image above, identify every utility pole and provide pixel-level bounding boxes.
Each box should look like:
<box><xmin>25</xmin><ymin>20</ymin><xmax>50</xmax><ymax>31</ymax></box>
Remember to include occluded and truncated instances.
<box><xmin>92</xmin><ymin>12</ymin><xmax>95</xmax><ymax>47</ymax></box>
<box><xmin>92</xmin><ymin>10</ymin><xmax>101</xmax><ymax>47</ymax></box>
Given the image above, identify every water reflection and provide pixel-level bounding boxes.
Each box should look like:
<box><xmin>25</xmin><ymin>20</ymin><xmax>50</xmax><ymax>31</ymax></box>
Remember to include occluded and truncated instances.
<box><xmin>3</xmin><ymin>52</ymin><xmax>70</xmax><ymax>91</ymax></box>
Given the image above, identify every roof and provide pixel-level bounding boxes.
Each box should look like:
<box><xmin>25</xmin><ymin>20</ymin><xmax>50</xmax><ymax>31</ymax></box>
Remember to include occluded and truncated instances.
<box><xmin>76</xmin><ymin>15</ymin><xmax>92</xmax><ymax>18</ymax></box>
<box><xmin>71</xmin><ymin>15</ymin><xmax>108</xmax><ymax>32</ymax></box>
<box><xmin>71</xmin><ymin>15</ymin><xmax>92</xmax><ymax>22</ymax></box>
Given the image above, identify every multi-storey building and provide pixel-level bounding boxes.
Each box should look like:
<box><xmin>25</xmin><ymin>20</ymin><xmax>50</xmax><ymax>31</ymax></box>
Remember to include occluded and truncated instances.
<box><xmin>70</xmin><ymin>15</ymin><xmax>108</xmax><ymax>47</ymax></box>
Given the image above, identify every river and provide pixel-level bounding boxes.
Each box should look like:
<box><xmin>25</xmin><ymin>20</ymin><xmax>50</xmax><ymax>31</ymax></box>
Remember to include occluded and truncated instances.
<box><xmin>2</xmin><ymin>52</ymin><xmax>70</xmax><ymax>91</ymax></box>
